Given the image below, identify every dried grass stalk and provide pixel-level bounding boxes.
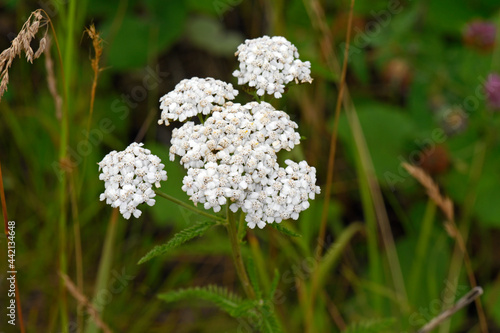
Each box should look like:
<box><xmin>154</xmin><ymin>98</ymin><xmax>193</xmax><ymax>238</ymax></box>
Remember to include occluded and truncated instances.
<box><xmin>402</xmin><ymin>162</ymin><xmax>454</xmax><ymax>223</ymax></box>
<box><xmin>59</xmin><ymin>272</ymin><xmax>113</xmax><ymax>333</ymax></box>
<box><xmin>0</xmin><ymin>9</ymin><xmax>49</xmax><ymax>101</ymax></box>
<box><xmin>43</xmin><ymin>37</ymin><xmax>62</xmax><ymax>119</ymax></box>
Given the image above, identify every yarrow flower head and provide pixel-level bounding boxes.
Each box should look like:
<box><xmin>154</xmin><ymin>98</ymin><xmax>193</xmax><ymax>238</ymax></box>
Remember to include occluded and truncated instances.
<box><xmin>169</xmin><ymin>101</ymin><xmax>320</xmax><ymax>229</ymax></box>
<box><xmin>158</xmin><ymin>77</ymin><xmax>239</xmax><ymax>126</ymax></box>
<box><xmin>169</xmin><ymin>101</ymin><xmax>300</xmax><ymax>168</ymax></box>
<box><xmin>485</xmin><ymin>73</ymin><xmax>500</xmax><ymax>110</ymax></box>
<box><xmin>98</xmin><ymin>142</ymin><xmax>167</xmax><ymax>219</ymax></box>
<box><xmin>233</xmin><ymin>36</ymin><xmax>313</xmax><ymax>98</ymax></box>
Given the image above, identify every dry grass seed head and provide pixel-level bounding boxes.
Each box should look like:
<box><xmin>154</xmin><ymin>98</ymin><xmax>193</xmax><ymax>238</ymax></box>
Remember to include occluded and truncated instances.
<box><xmin>402</xmin><ymin>162</ymin><xmax>454</xmax><ymax>223</ymax></box>
<box><xmin>84</xmin><ymin>24</ymin><xmax>104</xmax><ymax>73</ymax></box>
<box><xmin>0</xmin><ymin>9</ymin><xmax>49</xmax><ymax>101</ymax></box>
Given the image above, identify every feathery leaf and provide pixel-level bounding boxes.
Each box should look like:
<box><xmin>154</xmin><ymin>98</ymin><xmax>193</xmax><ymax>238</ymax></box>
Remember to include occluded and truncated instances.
<box><xmin>269</xmin><ymin>222</ymin><xmax>302</xmax><ymax>237</ymax></box>
<box><xmin>138</xmin><ymin>220</ymin><xmax>217</xmax><ymax>264</ymax></box>
<box><xmin>158</xmin><ymin>285</ymin><xmax>254</xmax><ymax>318</ymax></box>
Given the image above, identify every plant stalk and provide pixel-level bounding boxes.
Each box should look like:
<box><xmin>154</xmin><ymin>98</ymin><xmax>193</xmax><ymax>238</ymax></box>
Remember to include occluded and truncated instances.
<box><xmin>226</xmin><ymin>207</ymin><xmax>256</xmax><ymax>300</ymax></box>
<box><xmin>154</xmin><ymin>190</ymin><xmax>226</xmax><ymax>223</ymax></box>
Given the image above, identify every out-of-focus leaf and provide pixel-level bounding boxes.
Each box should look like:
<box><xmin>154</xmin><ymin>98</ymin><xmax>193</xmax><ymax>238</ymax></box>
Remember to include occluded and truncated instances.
<box><xmin>426</xmin><ymin>0</ymin><xmax>474</xmax><ymax>34</ymax></box>
<box><xmin>103</xmin><ymin>0</ymin><xmax>187</xmax><ymax>70</ymax></box>
<box><xmin>104</xmin><ymin>15</ymin><xmax>152</xmax><ymax>70</ymax></box>
<box><xmin>146</xmin><ymin>0</ymin><xmax>187</xmax><ymax>51</ymax></box>
<box><xmin>185</xmin><ymin>16</ymin><xmax>243</xmax><ymax>56</ymax></box>
<box><xmin>187</xmin><ymin>0</ymin><xmax>236</xmax><ymax>17</ymax></box>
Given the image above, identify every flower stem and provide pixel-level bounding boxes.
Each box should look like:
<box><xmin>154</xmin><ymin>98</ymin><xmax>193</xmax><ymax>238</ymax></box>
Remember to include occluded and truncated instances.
<box><xmin>226</xmin><ymin>207</ymin><xmax>256</xmax><ymax>299</ymax></box>
<box><xmin>154</xmin><ymin>190</ymin><xmax>226</xmax><ymax>223</ymax></box>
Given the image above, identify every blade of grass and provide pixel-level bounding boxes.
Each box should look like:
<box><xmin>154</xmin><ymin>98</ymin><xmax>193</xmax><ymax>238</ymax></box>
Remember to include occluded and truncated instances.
<box><xmin>315</xmin><ymin>0</ymin><xmax>355</xmax><ymax>261</ymax></box>
<box><xmin>57</xmin><ymin>2</ymin><xmax>73</xmax><ymax>326</ymax></box>
<box><xmin>84</xmin><ymin>208</ymin><xmax>119</xmax><ymax>333</ymax></box>
<box><xmin>303</xmin><ymin>0</ymin><xmax>409</xmax><ymax>315</ymax></box>
<box><xmin>247</xmin><ymin>230</ymin><xmax>271</xmax><ymax>293</ymax></box>
<box><xmin>69</xmin><ymin>174</ymin><xmax>84</xmax><ymax>332</ymax></box>
<box><xmin>316</xmin><ymin>222</ymin><xmax>364</xmax><ymax>291</ymax></box>
<box><xmin>305</xmin><ymin>0</ymin><xmax>360</xmax><ymax>330</ymax></box>
<box><xmin>408</xmin><ymin>200</ymin><xmax>436</xmax><ymax>304</ymax></box>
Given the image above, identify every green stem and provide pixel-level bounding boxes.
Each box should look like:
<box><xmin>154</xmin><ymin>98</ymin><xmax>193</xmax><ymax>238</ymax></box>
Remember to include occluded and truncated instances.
<box><xmin>58</xmin><ymin>0</ymin><xmax>77</xmax><ymax>328</ymax></box>
<box><xmin>84</xmin><ymin>208</ymin><xmax>120</xmax><ymax>333</ymax></box>
<box><xmin>63</xmin><ymin>0</ymin><xmax>77</xmax><ymax>102</ymax></box>
<box><xmin>355</xmin><ymin>148</ymin><xmax>382</xmax><ymax>311</ymax></box>
<box><xmin>408</xmin><ymin>200</ymin><xmax>436</xmax><ymax>303</ymax></box>
<box><xmin>154</xmin><ymin>190</ymin><xmax>226</xmax><ymax>223</ymax></box>
<box><xmin>197</xmin><ymin>113</ymin><xmax>205</xmax><ymax>124</ymax></box>
<box><xmin>226</xmin><ymin>207</ymin><xmax>256</xmax><ymax>300</ymax></box>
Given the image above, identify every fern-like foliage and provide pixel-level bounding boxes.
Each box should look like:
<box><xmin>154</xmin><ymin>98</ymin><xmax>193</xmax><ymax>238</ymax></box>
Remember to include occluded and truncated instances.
<box><xmin>138</xmin><ymin>220</ymin><xmax>217</xmax><ymax>264</ymax></box>
<box><xmin>259</xmin><ymin>299</ymin><xmax>283</xmax><ymax>333</ymax></box>
<box><xmin>158</xmin><ymin>285</ymin><xmax>254</xmax><ymax>318</ymax></box>
<box><xmin>159</xmin><ymin>283</ymin><xmax>285</xmax><ymax>332</ymax></box>
<box><xmin>344</xmin><ymin>318</ymin><xmax>396</xmax><ymax>333</ymax></box>
<box><xmin>269</xmin><ymin>223</ymin><xmax>302</xmax><ymax>237</ymax></box>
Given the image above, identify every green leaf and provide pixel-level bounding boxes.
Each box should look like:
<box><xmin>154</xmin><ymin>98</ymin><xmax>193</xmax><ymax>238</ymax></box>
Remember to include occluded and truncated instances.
<box><xmin>138</xmin><ymin>221</ymin><xmax>217</xmax><ymax>264</ymax></box>
<box><xmin>185</xmin><ymin>16</ymin><xmax>243</xmax><ymax>56</ymax></box>
<box><xmin>269</xmin><ymin>223</ymin><xmax>302</xmax><ymax>238</ymax></box>
<box><xmin>158</xmin><ymin>285</ymin><xmax>254</xmax><ymax>318</ymax></box>
<box><xmin>103</xmin><ymin>1</ymin><xmax>187</xmax><ymax>70</ymax></box>
<box><xmin>344</xmin><ymin>318</ymin><xmax>396</xmax><ymax>333</ymax></box>
<box><xmin>145</xmin><ymin>0</ymin><xmax>187</xmax><ymax>51</ymax></box>
<box><xmin>104</xmin><ymin>15</ymin><xmax>152</xmax><ymax>70</ymax></box>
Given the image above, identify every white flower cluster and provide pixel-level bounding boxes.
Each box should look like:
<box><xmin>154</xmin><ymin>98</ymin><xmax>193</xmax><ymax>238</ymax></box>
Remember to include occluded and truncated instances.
<box><xmin>232</xmin><ymin>36</ymin><xmax>313</xmax><ymax>98</ymax></box>
<box><xmin>169</xmin><ymin>101</ymin><xmax>300</xmax><ymax>168</ymax></box>
<box><xmin>170</xmin><ymin>101</ymin><xmax>320</xmax><ymax>229</ymax></box>
<box><xmin>182</xmin><ymin>159</ymin><xmax>319</xmax><ymax>229</ymax></box>
<box><xmin>158</xmin><ymin>77</ymin><xmax>239</xmax><ymax>126</ymax></box>
<box><xmin>98</xmin><ymin>143</ymin><xmax>167</xmax><ymax>219</ymax></box>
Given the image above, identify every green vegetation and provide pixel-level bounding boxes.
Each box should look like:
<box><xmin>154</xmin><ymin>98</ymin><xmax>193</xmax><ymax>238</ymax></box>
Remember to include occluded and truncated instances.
<box><xmin>1</xmin><ymin>0</ymin><xmax>500</xmax><ymax>332</ymax></box>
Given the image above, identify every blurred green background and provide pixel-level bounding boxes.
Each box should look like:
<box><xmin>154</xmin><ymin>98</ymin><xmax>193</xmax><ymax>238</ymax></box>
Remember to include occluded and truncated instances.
<box><xmin>1</xmin><ymin>0</ymin><xmax>500</xmax><ymax>332</ymax></box>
